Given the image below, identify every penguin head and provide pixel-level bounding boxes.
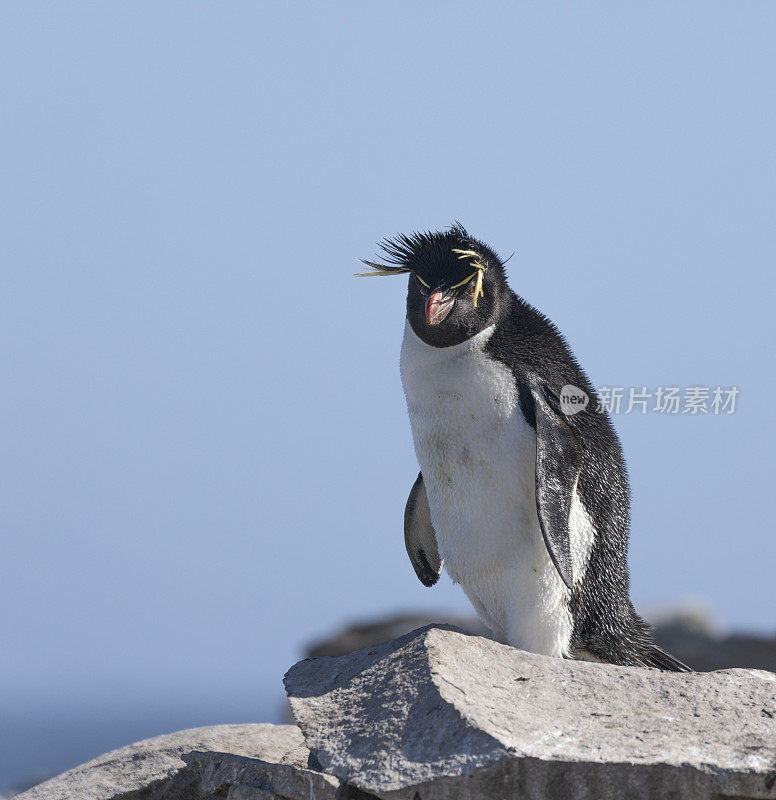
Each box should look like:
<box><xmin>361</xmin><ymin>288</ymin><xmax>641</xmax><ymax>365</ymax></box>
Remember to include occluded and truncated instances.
<box><xmin>358</xmin><ymin>224</ymin><xmax>508</xmax><ymax>347</ymax></box>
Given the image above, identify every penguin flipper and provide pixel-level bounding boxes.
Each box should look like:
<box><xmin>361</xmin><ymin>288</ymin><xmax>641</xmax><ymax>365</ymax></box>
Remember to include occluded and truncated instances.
<box><xmin>404</xmin><ymin>472</ymin><xmax>442</xmax><ymax>587</ymax></box>
<box><xmin>531</xmin><ymin>384</ymin><xmax>583</xmax><ymax>590</ymax></box>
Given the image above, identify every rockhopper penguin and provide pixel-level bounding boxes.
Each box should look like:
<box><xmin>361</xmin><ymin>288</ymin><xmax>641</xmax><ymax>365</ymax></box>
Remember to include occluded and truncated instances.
<box><xmin>358</xmin><ymin>224</ymin><xmax>689</xmax><ymax>670</ymax></box>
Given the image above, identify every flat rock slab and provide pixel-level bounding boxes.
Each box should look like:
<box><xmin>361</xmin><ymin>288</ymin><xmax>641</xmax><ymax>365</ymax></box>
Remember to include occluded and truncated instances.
<box><xmin>14</xmin><ymin>723</ymin><xmax>307</xmax><ymax>800</ymax></box>
<box><xmin>284</xmin><ymin>624</ymin><xmax>776</xmax><ymax>800</ymax></box>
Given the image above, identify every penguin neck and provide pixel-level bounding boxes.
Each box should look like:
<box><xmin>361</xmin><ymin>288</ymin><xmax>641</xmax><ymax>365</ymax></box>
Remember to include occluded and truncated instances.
<box><xmin>401</xmin><ymin>318</ymin><xmax>497</xmax><ymax>366</ymax></box>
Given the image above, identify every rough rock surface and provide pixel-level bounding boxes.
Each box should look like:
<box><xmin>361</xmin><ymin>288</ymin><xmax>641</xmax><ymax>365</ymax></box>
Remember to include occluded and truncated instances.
<box><xmin>285</xmin><ymin>624</ymin><xmax>776</xmax><ymax>800</ymax></box>
<box><xmin>181</xmin><ymin>750</ymin><xmax>343</xmax><ymax>800</ymax></box>
<box><xmin>13</xmin><ymin>723</ymin><xmax>310</xmax><ymax>800</ymax></box>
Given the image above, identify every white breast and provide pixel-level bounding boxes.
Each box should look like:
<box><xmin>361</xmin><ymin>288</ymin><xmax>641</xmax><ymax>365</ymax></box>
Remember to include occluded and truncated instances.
<box><xmin>400</xmin><ymin>320</ymin><xmax>575</xmax><ymax>657</ymax></box>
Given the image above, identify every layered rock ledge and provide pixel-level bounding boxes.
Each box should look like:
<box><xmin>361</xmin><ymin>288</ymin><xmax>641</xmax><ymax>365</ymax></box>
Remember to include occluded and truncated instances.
<box><xmin>17</xmin><ymin>625</ymin><xmax>776</xmax><ymax>800</ymax></box>
<box><xmin>12</xmin><ymin>723</ymin><xmax>317</xmax><ymax>800</ymax></box>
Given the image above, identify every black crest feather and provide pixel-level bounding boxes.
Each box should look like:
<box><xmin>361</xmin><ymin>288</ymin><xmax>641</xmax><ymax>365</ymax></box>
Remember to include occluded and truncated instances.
<box><xmin>356</xmin><ymin>223</ymin><xmax>503</xmax><ymax>291</ymax></box>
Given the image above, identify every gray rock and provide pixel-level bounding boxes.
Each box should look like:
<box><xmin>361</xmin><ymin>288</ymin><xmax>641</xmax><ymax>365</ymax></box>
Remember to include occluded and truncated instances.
<box><xmin>182</xmin><ymin>750</ymin><xmax>341</xmax><ymax>800</ymax></box>
<box><xmin>13</xmin><ymin>723</ymin><xmax>307</xmax><ymax>800</ymax></box>
<box><xmin>285</xmin><ymin>624</ymin><xmax>776</xmax><ymax>800</ymax></box>
<box><xmin>224</xmin><ymin>787</ymin><xmax>276</xmax><ymax>800</ymax></box>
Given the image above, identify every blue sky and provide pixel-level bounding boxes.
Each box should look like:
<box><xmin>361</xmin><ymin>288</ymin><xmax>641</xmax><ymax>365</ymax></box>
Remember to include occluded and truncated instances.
<box><xmin>2</xmin><ymin>1</ymin><xmax>775</xmax><ymax>790</ymax></box>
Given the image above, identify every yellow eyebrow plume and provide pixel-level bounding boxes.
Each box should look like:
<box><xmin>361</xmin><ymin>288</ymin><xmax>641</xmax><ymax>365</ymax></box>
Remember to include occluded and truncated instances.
<box><xmin>354</xmin><ymin>248</ymin><xmax>487</xmax><ymax>309</ymax></box>
<box><xmin>449</xmin><ymin>271</ymin><xmax>478</xmax><ymax>290</ymax></box>
<box><xmin>353</xmin><ymin>261</ymin><xmax>413</xmax><ymax>278</ymax></box>
<box><xmin>354</xmin><ymin>260</ymin><xmax>432</xmax><ymax>288</ymax></box>
<box><xmin>451</xmin><ymin>248</ymin><xmax>488</xmax><ymax>308</ymax></box>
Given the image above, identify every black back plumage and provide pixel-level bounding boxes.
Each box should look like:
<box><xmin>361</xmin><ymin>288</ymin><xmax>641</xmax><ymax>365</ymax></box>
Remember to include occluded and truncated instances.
<box><xmin>486</xmin><ymin>295</ymin><xmax>688</xmax><ymax>670</ymax></box>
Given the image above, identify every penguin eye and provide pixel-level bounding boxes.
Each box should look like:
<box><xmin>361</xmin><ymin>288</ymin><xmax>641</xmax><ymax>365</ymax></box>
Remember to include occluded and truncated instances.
<box><xmin>468</xmin><ymin>281</ymin><xmax>476</xmax><ymax>296</ymax></box>
<box><xmin>416</xmin><ymin>278</ymin><xmax>429</xmax><ymax>296</ymax></box>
